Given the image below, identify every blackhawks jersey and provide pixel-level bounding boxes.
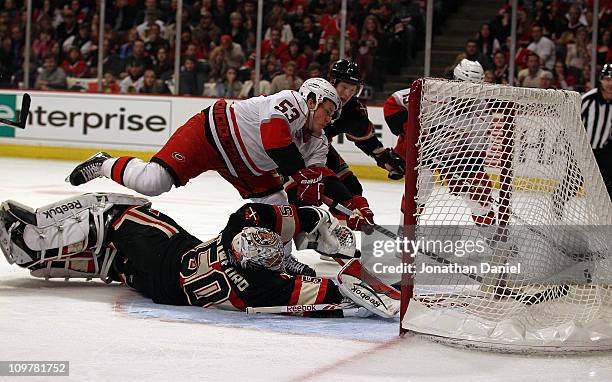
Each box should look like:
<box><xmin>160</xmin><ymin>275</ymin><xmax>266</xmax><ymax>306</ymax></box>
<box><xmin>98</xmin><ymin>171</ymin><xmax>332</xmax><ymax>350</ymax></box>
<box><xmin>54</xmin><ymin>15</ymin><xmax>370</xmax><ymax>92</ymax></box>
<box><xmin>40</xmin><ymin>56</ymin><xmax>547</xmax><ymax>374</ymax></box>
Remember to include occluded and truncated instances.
<box><xmin>107</xmin><ymin>203</ymin><xmax>342</xmax><ymax>311</ymax></box>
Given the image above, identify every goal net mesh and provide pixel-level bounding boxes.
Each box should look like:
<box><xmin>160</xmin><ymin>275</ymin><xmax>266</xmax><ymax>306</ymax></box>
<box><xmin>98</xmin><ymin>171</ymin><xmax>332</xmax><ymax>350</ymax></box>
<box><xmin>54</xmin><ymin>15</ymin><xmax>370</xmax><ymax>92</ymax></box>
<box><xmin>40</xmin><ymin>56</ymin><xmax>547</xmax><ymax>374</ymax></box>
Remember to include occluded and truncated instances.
<box><xmin>400</xmin><ymin>78</ymin><xmax>612</xmax><ymax>352</ymax></box>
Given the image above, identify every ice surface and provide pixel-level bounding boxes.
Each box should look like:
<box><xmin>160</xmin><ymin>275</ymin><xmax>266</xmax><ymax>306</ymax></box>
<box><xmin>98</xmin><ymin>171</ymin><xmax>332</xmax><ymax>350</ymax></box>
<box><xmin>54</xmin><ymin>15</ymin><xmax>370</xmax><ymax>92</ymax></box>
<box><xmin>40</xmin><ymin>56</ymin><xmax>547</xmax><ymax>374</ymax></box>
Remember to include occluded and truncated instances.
<box><xmin>1</xmin><ymin>157</ymin><xmax>610</xmax><ymax>381</ymax></box>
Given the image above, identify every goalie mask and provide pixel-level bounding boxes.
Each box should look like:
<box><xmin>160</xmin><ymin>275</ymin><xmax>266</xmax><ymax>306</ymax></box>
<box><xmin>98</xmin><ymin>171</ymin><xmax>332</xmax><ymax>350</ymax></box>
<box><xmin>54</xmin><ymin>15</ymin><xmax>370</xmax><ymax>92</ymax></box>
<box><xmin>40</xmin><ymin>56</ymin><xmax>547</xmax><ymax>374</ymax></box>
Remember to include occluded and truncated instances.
<box><xmin>453</xmin><ymin>58</ymin><xmax>484</xmax><ymax>83</ymax></box>
<box><xmin>231</xmin><ymin>227</ymin><xmax>285</xmax><ymax>272</ymax></box>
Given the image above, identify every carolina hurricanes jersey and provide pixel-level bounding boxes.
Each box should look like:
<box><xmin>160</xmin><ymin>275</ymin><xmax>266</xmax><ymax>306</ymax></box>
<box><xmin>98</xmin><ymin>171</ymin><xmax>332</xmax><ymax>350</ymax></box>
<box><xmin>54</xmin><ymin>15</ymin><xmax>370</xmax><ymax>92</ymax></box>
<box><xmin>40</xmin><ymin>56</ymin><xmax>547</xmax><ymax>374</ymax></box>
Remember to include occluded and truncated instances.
<box><xmin>387</xmin><ymin>88</ymin><xmax>411</xmax><ymax>113</ymax></box>
<box><xmin>227</xmin><ymin>90</ymin><xmax>329</xmax><ymax>174</ymax></box>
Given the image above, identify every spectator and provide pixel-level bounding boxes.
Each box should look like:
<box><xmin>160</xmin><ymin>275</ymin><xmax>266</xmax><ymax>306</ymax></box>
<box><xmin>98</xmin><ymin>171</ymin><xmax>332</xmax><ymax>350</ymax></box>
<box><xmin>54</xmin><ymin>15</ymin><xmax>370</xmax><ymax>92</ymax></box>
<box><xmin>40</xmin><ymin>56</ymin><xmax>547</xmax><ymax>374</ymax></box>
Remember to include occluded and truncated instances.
<box><xmin>218</xmin><ymin>34</ymin><xmax>246</xmax><ymax>69</ymax></box>
<box><xmin>228</xmin><ymin>12</ymin><xmax>248</xmax><ymax>48</ymax></box>
<box><xmin>357</xmin><ymin>14</ymin><xmax>385</xmax><ymax>87</ymax></box>
<box><xmin>518</xmin><ymin>52</ymin><xmax>544</xmax><ymax>88</ymax></box>
<box><xmin>139</xmin><ymin>69</ymin><xmax>170</xmax><ymax>94</ymax></box>
<box><xmin>62</xmin><ymin>23</ymin><xmax>92</xmax><ymax>58</ymax></box>
<box><xmin>152</xmin><ymin>47</ymin><xmax>173</xmax><ymax>80</ymax></box>
<box><xmin>532</xmin><ymin>0</ymin><xmax>552</xmax><ymax>36</ymax></box>
<box><xmin>184</xmin><ymin>41</ymin><xmax>208</xmax><ymax>61</ymax></box>
<box><xmin>306</xmin><ymin>62</ymin><xmax>322</xmax><ymax>79</ymax></box>
<box><xmin>546</xmin><ymin>0</ymin><xmax>567</xmax><ymax>39</ymax></box>
<box><xmin>538</xmin><ymin>70</ymin><xmax>554</xmax><ymax>89</ymax></box>
<box><xmin>295</xmin><ymin>15</ymin><xmax>321</xmax><ymax>53</ymax></box>
<box><xmin>566</xmin><ymin>27</ymin><xmax>591</xmax><ymax>72</ymax></box>
<box><xmin>264</xmin><ymin>2</ymin><xmax>294</xmax><ymax>44</ymax></box>
<box><xmin>208</xmin><ymin>44</ymin><xmax>228</xmax><ymax>83</ymax></box>
<box><xmin>134</xmin><ymin>0</ymin><xmax>159</xmax><ymax>26</ymax></box>
<box><xmin>35</xmin><ymin>54</ymin><xmax>67</xmax><ymax>90</ymax></box>
<box><xmin>87</xmin><ymin>72</ymin><xmax>121</xmax><ymax>93</ymax></box>
<box><xmin>552</xmin><ymin>60</ymin><xmax>578</xmax><ymax>90</ymax></box>
<box><xmin>119</xmin><ymin>28</ymin><xmax>138</xmax><ymax>60</ymax></box>
<box><xmin>193</xmin><ymin>12</ymin><xmax>222</xmax><ymax>50</ymax></box>
<box><xmin>287</xmin><ymin>39</ymin><xmax>307</xmax><ymax>76</ymax></box>
<box><xmin>136</xmin><ymin>9</ymin><xmax>166</xmax><ymax>41</ymax></box>
<box><xmin>262</xmin><ymin>56</ymin><xmax>280</xmax><ymax>82</ymax></box>
<box><xmin>596</xmin><ymin>30</ymin><xmax>612</xmax><ymax>67</ymax></box>
<box><xmin>318</xmin><ymin>2</ymin><xmax>358</xmax><ymax>50</ymax></box>
<box><xmin>527</xmin><ymin>24</ymin><xmax>556</xmax><ymax>70</ymax></box>
<box><xmin>144</xmin><ymin>24</ymin><xmax>170</xmax><ymax>58</ymax></box>
<box><xmin>464</xmin><ymin>39</ymin><xmax>490</xmax><ymax>70</ymax></box>
<box><xmin>61</xmin><ymin>46</ymin><xmax>87</xmax><ymax>78</ymax></box>
<box><xmin>32</xmin><ymin>29</ymin><xmax>54</xmax><ymax>63</ymax></box>
<box><xmin>315</xmin><ymin>36</ymin><xmax>337</xmax><ymax>69</ymax></box>
<box><xmin>492</xmin><ymin>51</ymin><xmax>509</xmax><ymax>84</ymax></box>
<box><xmin>484</xmin><ymin>70</ymin><xmax>496</xmax><ymax>83</ymax></box>
<box><xmin>212</xmin><ymin>0</ymin><xmax>231</xmax><ymax>33</ymax></box>
<box><xmin>179</xmin><ymin>56</ymin><xmax>205</xmax><ymax>96</ymax></box>
<box><xmin>120</xmin><ymin>60</ymin><xmax>145</xmax><ymax>93</ymax></box>
<box><xmin>88</xmin><ymin>39</ymin><xmax>124</xmax><ymax>78</ymax></box>
<box><xmin>109</xmin><ymin>0</ymin><xmax>137</xmax><ymax>33</ymax></box>
<box><xmin>124</xmin><ymin>40</ymin><xmax>152</xmax><ymax>71</ymax></box>
<box><xmin>238</xmin><ymin>68</ymin><xmax>271</xmax><ymax>98</ymax></box>
<box><xmin>476</xmin><ymin>23</ymin><xmax>500</xmax><ymax>65</ymax></box>
<box><xmin>261</xmin><ymin>27</ymin><xmax>290</xmax><ymax>65</ymax></box>
<box><xmin>210</xmin><ymin>66</ymin><xmax>243</xmax><ymax>97</ymax></box>
<box><xmin>56</xmin><ymin>9</ymin><xmax>78</xmax><ymax>43</ymax></box>
<box><xmin>565</xmin><ymin>5</ymin><xmax>587</xmax><ymax>35</ymax></box>
<box><xmin>269</xmin><ymin>60</ymin><xmax>303</xmax><ymax>93</ymax></box>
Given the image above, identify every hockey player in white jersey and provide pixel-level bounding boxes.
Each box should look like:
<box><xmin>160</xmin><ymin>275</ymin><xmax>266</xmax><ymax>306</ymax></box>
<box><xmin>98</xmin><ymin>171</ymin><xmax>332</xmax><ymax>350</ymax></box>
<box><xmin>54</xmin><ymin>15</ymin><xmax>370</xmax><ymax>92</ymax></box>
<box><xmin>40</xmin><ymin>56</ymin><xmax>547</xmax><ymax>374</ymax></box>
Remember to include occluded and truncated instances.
<box><xmin>65</xmin><ymin>78</ymin><xmax>341</xmax><ymax>276</ymax></box>
<box><xmin>384</xmin><ymin>59</ymin><xmax>497</xmax><ymax>226</ymax></box>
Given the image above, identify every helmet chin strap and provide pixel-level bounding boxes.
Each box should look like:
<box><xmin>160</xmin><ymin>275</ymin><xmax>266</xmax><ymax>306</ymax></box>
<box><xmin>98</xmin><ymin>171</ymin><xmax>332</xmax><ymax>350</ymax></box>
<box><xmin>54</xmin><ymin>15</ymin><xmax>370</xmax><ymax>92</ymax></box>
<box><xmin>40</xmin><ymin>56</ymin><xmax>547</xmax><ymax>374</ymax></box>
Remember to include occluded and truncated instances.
<box><xmin>306</xmin><ymin>103</ymin><xmax>317</xmax><ymax>133</ymax></box>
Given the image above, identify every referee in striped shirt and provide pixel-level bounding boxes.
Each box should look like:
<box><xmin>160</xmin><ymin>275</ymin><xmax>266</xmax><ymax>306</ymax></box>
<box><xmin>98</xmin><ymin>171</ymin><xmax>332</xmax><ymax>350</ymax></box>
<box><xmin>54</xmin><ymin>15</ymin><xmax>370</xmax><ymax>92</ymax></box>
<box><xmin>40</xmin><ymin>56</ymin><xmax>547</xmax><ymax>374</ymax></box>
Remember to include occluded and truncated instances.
<box><xmin>582</xmin><ymin>63</ymin><xmax>612</xmax><ymax>195</ymax></box>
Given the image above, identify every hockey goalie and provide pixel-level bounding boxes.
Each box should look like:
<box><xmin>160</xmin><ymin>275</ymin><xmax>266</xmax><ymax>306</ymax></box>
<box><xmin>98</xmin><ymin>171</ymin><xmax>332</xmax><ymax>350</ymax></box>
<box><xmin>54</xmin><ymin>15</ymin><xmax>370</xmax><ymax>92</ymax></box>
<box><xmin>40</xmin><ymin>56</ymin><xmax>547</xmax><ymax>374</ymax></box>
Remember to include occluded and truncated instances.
<box><xmin>0</xmin><ymin>193</ymin><xmax>399</xmax><ymax>319</ymax></box>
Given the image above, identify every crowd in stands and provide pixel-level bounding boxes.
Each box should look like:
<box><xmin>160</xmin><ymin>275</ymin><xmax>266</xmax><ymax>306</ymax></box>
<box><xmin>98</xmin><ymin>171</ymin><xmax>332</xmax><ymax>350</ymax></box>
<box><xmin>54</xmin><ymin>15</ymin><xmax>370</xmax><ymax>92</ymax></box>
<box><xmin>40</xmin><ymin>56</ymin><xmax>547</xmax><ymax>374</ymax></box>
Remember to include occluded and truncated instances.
<box><xmin>451</xmin><ymin>0</ymin><xmax>611</xmax><ymax>92</ymax></box>
<box><xmin>0</xmin><ymin>0</ymin><xmax>444</xmax><ymax>99</ymax></box>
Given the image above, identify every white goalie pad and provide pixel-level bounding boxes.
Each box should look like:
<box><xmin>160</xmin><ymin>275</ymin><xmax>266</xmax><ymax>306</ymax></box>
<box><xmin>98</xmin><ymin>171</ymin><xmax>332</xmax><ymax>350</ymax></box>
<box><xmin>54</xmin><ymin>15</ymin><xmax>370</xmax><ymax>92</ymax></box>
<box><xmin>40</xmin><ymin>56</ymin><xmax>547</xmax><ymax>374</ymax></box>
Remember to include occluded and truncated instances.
<box><xmin>294</xmin><ymin>206</ymin><xmax>357</xmax><ymax>258</ymax></box>
<box><xmin>335</xmin><ymin>259</ymin><xmax>400</xmax><ymax>319</ymax></box>
<box><xmin>2</xmin><ymin>193</ymin><xmax>149</xmax><ymax>267</ymax></box>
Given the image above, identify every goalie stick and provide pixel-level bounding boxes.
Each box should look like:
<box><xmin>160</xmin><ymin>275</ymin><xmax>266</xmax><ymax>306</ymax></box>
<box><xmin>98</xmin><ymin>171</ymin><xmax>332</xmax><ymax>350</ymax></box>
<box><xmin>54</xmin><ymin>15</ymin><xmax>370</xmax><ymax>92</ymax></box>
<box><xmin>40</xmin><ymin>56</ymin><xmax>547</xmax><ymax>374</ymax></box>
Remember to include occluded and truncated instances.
<box><xmin>322</xmin><ymin>196</ymin><xmax>570</xmax><ymax>306</ymax></box>
<box><xmin>0</xmin><ymin>93</ymin><xmax>30</xmax><ymax>129</ymax></box>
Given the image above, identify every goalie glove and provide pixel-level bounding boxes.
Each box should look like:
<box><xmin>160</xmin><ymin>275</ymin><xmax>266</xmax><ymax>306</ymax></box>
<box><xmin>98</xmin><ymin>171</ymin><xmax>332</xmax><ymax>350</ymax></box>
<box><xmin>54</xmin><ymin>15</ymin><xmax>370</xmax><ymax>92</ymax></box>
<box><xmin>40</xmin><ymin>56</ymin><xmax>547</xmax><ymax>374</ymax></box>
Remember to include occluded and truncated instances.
<box><xmin>335</xmin><ymin>259</ymin><xmax>400</xmax><ymax>319</ymax></box>
<box><xmin>294</xmin><ymin>206</ymin><xmax>357</xmax><ymax>259</ymax></box>
<box><xmin>372</xmin><ymin>147</ymin><xmax>405</xmax><ymax>180</ymax></box>
<box><xmin>290</xmin><ymin>167</ymin><xmax>326</xmax><ymax>206</ymax></box>
<box><xmin>345</xmin><ymin>195</ymin><xmax>374</xmax><ymax>231</ymax></box>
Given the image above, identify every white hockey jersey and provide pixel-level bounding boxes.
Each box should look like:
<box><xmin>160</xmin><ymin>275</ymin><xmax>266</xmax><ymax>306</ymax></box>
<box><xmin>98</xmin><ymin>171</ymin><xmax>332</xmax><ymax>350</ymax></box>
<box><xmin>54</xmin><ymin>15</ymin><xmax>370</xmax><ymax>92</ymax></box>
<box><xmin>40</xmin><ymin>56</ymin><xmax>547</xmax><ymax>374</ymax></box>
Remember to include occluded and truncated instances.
<box><xmin>214</xmin><ymin>90</ymin><xmax>328</xmax><ymax>176</ymax></box>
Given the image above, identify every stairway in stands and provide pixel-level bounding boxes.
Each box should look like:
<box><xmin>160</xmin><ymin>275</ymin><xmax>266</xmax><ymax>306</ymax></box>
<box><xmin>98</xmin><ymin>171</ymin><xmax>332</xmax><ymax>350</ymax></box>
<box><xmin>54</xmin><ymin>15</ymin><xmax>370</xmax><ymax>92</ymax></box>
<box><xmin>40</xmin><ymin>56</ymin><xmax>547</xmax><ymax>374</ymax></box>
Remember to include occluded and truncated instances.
<box><xmin>372</xmin><ymin>0</ymin><xmax>503</xmax><ymax>102</ymax></box>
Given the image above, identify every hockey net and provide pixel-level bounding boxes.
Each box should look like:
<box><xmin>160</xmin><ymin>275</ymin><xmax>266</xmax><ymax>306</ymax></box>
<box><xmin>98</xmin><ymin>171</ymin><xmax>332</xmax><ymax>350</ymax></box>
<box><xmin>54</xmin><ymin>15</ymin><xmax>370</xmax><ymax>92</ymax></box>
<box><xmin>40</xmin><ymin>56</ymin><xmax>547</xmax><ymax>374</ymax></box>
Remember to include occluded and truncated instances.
<box><xmin>399</xmin><ymin>78</ymin><xmax>612</xmax><ymax>353</ymax></box>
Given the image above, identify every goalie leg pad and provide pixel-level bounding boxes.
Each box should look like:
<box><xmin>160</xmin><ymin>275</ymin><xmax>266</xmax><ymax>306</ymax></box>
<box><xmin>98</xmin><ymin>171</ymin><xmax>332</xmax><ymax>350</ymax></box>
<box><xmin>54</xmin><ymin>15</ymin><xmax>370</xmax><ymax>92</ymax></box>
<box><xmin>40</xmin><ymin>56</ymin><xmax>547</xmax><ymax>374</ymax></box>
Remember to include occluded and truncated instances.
<box><xmin>1</xmin><ymin>193</ymin><xmax>149</xmax><ymax>268</ymax></box>
<box><xmin>335</xmin><ymin>259</ymin><xmax>400</xmax><ymax>319</ymax></box>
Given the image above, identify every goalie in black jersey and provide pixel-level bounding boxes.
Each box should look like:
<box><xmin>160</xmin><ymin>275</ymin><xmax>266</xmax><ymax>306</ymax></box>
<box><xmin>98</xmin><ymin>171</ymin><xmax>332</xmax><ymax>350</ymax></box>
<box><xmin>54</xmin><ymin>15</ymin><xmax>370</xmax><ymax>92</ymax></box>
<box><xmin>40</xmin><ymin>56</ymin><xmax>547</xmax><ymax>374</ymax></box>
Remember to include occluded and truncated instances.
<box><xmin>0</xmin><ymin>193</ymin><xmax>399</xmax><ymax>318</ymax></box>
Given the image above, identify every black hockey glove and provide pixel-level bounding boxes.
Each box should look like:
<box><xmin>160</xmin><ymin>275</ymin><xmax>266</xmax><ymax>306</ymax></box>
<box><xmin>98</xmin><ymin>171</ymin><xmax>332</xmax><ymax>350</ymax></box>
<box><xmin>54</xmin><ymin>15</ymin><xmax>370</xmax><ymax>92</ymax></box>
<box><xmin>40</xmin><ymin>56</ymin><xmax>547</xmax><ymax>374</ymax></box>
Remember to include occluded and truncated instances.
<box><xmin>372</xmin><ymin>147</ymin><xmax>405</xmax><ymax>180</ymax></box>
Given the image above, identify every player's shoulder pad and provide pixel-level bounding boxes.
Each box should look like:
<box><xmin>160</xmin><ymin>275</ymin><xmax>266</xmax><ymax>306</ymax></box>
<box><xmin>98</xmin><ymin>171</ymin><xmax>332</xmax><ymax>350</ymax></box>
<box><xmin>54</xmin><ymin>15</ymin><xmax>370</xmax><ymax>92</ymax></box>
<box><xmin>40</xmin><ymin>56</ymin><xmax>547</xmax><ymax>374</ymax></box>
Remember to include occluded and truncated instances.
<box><xmin>266</xmin><ymin>90</ymin><xmax>309</xmax><ymax>124</ymax></box>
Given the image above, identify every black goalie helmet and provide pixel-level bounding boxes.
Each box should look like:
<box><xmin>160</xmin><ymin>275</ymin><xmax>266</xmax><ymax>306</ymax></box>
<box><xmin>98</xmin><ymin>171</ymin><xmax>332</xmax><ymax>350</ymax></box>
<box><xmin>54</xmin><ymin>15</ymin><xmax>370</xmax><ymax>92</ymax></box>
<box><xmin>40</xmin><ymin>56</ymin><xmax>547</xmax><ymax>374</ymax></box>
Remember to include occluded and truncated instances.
<box><xmin>329</xmin><ymin>59</ymin><xmax>363</xmax><ymax>94</ymax></box>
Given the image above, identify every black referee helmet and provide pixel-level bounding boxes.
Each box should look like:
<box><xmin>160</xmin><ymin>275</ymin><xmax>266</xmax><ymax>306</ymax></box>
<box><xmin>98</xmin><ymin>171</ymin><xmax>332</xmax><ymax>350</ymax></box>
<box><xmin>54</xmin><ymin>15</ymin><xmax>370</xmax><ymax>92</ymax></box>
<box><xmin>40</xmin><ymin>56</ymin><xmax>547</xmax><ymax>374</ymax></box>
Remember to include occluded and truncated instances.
<box><xmin>601</xmin><ymin>63</ymin><xmax>612</xmax><ymax>80</ymax></box>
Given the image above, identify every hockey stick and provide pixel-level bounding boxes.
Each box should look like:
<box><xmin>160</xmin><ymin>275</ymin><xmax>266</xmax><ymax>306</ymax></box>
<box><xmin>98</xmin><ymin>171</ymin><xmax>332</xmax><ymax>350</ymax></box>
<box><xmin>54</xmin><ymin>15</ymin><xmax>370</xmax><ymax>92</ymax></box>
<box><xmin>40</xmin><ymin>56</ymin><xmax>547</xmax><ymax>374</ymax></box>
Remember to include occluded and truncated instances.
<box><xmin>0</xmin><ymin>93</ymin><xmax>30</xmax><ymax>129</ymax></box>
<box><xmin>245</xmin><ymin>302</ymin><xmax>356</xmax><ymax>314</ymax></box>
<box><xmin>321</xmin><ymin>196</ymin><xmax>569</xmax><ymax>306</ymax></box>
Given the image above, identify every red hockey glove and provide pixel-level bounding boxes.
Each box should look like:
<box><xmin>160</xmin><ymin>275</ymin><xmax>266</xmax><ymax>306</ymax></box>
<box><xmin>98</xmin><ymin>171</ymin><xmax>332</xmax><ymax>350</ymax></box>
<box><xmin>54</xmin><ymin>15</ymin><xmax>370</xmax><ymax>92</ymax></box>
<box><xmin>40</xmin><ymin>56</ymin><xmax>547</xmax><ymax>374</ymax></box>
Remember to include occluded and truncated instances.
<box><xmin>345</xmin><ymin>195</ymin><xmax>374</xmax><ymax>231</ymax></box>
<box><xmin>373</xmin><ymin>147</ymin><xmax>406</xmax><ymax>180</ymax></box>
<box><xmin>291</xmin><ymin>167</ymin><xmax>325</xmax><ymax>206</ymax></box>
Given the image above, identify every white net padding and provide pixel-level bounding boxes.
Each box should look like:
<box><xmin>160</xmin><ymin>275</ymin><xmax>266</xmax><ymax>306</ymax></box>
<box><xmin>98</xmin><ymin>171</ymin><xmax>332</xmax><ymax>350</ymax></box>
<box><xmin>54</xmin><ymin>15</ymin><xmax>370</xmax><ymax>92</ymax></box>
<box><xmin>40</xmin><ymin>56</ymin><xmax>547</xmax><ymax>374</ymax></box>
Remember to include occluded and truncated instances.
<box><xmin>400</xmin><ymin>78</ymin><xmax>612</xmax><ymax>353</ymax></box>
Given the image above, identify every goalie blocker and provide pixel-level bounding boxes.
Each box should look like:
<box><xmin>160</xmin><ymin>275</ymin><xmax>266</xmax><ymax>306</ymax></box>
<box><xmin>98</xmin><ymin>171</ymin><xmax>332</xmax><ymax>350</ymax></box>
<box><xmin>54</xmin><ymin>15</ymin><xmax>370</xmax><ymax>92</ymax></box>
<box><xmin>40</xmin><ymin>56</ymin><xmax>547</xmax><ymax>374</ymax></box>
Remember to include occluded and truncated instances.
<box><xmin>0</xmin><ymin>193</ymin><xmax>399</xmax><ymax>318</ymax></box>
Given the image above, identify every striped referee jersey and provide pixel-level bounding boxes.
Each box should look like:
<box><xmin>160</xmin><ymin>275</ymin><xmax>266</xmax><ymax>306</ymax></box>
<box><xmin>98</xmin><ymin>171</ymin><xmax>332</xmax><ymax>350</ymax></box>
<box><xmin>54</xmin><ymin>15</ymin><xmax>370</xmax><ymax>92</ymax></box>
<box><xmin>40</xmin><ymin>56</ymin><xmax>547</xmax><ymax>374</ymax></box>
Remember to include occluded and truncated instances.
<box><xmin>581</xmin><ymin>87</ymin><xmax>611</xmax><ymax>149</ymax></box>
